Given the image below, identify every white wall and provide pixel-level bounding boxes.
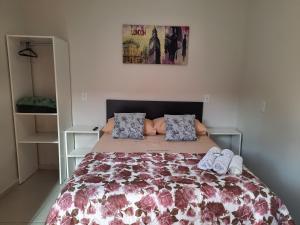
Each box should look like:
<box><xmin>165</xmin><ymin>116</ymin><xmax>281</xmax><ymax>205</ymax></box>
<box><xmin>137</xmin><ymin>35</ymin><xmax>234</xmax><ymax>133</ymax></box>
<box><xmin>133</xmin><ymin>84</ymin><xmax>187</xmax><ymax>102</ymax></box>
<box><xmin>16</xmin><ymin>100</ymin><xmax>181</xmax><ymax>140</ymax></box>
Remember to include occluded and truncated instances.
<box><xmin>238</xmin><ymin>0</ymin><xmax>300</xmax><ymax>222</ymax></box>
<box><xmin>21</xmin><ymin>0</ymin><xmax>247</xmax><ymax>128</ymax></box>
<box><xmin>0</xmin><ymin>0</ymin><xmax>247</xmax><ymax>194</ymax></box>
<box><xmin>0</xmin><ymin>1</ymin><xmax>25</xmax><ymax>194</ymax></box>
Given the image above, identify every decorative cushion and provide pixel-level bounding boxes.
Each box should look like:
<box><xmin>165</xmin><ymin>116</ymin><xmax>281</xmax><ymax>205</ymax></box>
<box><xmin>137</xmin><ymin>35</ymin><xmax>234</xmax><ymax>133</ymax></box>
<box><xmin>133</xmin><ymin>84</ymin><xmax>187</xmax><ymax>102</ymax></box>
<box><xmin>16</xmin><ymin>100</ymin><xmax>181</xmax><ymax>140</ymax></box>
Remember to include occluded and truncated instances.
<box><xmin>144</xmin><ymin>119</ymin><xmax>157</xmax><ymax>136</ymax></box>
<box><xmin>153</xmin><ymin>117</ymin><xmax>165</xmax><ymax>134</ymax></box>
<box><xmin>195</xmin><ymin>119</ymin><xmax>208</xmax><ymax>136</ymax></box>
<box><xmin>154</xmin><ymin>117</ymin><xmax>207</xmax><ymax>136</ymax></box>
<box><xmin>112</xmin><ymin>113</ymin><xmax>146</xmax><ymax>139</ymax></box>
<box><xmin>165</xmin><ymin>114</ymin><xmax>197</xmax><ymax>141</ymax></box>
<box><xmin>102</xmin><ymin>117</ymin><xmax>115</xmax><ymax>133</ymax></box>
<box><xmin>103</xmin><ymin>117</ymin><xmax>156</xmax><ymax>136</ymax></box>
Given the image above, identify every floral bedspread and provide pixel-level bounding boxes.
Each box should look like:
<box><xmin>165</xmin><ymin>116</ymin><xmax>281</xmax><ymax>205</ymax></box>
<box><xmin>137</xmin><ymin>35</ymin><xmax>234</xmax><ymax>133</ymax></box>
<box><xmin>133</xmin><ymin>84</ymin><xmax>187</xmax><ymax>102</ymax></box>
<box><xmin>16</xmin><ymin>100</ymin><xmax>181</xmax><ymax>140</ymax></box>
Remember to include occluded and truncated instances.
<box><xmin>46</xmin><ymin>152</ymin><xmax>294</xmax><ymax>225</ymax></box>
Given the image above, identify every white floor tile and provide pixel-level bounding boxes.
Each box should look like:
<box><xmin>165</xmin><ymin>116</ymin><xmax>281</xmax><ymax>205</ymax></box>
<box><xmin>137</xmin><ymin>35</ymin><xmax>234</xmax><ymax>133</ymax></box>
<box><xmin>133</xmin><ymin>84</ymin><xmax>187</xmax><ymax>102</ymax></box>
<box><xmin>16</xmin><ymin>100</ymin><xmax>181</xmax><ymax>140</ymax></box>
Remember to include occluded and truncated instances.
<box><xmin>0</xmin><ymin>170</ymin><xmax>62</xmax><ymax>225</ymax></box>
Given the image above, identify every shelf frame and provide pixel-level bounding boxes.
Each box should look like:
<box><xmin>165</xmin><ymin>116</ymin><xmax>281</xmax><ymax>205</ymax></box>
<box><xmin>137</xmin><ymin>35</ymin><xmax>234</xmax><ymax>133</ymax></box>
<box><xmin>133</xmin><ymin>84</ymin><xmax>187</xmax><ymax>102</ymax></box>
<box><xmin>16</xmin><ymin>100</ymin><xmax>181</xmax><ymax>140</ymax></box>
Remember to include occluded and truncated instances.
<box><xmin>64</xmin><ymin>125</ymin><xmax>102</xmax><ymax>178</ymax></box>
<box><xmin>18</xmin><ymin>132</ymin><xmax>58</xmax><ymax>144</ymax></box>
<box><xmin>207</xmin><ymin>127</ymin><xmax>242</xmax><ymax>155</ymax></box>
<box><xmin>15</xmin><ymin>112</ymin><xmax>58</xmax><ymax>116</ymax></box>
<box><xmin>7</xmin><ymin>35</ymin><xmax>72</xmax><ymax>184</ymax></box>
<box><xmin>67</xmin><ymin>147</ymin><xmax>93</xmax><ymax>158</ymax></box>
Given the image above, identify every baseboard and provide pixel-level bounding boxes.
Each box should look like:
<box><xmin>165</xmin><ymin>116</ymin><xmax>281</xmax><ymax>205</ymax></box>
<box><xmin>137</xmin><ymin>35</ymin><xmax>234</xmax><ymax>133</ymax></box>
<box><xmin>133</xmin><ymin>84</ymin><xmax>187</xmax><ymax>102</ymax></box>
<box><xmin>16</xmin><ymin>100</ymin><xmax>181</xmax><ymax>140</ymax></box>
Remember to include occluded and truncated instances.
<box><xmin>0</xmin><ymin>179</ymin><xmax>18</xmax><ymax>199</ymax></box>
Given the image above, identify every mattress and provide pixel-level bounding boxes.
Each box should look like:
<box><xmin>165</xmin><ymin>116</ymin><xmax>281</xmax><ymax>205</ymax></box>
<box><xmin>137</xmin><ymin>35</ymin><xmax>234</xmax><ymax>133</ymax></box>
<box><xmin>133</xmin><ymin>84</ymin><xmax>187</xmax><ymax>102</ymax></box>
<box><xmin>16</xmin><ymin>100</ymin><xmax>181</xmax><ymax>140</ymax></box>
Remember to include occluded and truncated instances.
<box><xmin>92</xmin><ymin>133</ymin><xmax>216</xmax><ymax>153</ymax></box>
<box><xmin>46</xmin><ymin>152</ymin><xmax>294</xmax><ymax>225</ymax></box>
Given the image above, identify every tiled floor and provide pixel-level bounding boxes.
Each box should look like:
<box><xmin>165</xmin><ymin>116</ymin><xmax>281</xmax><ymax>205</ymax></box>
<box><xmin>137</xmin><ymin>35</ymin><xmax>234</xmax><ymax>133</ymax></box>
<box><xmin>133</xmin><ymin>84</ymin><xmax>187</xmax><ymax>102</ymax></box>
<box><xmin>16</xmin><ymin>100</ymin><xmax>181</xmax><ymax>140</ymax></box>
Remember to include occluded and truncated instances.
<box><xmin>0</xmin><ymin>170</ymin><xmax>62</xmax><ymax>225</ymax></box>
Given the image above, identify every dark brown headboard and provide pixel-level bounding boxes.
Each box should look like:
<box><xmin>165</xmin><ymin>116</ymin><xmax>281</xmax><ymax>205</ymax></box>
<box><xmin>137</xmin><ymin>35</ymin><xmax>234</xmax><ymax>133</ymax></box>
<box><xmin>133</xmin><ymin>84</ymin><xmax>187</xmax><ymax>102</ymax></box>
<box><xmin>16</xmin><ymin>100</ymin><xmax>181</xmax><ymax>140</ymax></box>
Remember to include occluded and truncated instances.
<box><xmin>106</xmin><ymin>99</ymin><xmax>204</xmax><ymax>122</ymax></box>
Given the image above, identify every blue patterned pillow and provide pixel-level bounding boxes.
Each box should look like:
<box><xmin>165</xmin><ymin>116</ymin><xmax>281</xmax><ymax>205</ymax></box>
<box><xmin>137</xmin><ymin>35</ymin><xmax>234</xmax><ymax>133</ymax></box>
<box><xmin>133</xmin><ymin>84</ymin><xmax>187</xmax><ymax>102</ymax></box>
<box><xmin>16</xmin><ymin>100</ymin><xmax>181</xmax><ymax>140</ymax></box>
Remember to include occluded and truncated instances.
<box><xmin>165</xmin><ymin>114</ymin><xmax>197</xmax><ymax>141</ymax></box>
<box><xmin>112</xmin><ymin>113</ymin><xmax>146</xmax><ymax>139</ymax></box>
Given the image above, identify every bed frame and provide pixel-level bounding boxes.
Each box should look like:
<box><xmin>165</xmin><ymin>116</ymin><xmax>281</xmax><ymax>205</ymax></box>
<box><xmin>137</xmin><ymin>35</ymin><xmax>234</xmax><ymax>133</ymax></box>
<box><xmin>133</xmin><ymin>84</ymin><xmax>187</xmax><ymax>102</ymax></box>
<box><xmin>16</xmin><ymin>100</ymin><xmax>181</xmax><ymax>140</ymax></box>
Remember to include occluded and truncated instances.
<box><xmin>106</xmin><ymin>99</ymin><xmax>204</xmax><ymax>122</ymax></box>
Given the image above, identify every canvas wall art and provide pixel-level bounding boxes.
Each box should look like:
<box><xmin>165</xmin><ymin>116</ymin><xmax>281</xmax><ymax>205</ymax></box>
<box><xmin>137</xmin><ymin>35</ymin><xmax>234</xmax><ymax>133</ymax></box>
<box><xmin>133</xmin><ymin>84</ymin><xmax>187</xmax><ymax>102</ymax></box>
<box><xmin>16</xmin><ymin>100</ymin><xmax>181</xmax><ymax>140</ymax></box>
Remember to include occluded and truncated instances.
<box><xmin>123</xmin><ymin>25</ymin><xmax>189</xmax><ymax>65</ymax></box>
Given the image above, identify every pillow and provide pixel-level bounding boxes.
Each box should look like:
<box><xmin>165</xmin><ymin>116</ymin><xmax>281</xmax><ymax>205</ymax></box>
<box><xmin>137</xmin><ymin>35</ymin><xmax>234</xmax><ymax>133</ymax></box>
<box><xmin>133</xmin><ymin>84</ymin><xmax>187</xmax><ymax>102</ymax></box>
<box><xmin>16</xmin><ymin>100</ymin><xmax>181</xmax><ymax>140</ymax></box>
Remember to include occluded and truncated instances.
<box><xmin>165</xmin><ymin>114</ymin><xmax>197</xmax><ymax>141</ymax></box>
<box><xmin>144</xmin><ymin>119</ymin><xmax>156</xmax><ymax>136</ymax></box>
<box><xmin>103</xmin><ymin>117</ymin><xmax>156</xmax><ymax>136</ymax></box>
<box><xmin>153</xmin><ymin>117</ymin><xmax>165</xmax><ymax>134</ymax></box>
<box><xmin>195</xmin><ymin>119</ymin><xmax>208</xmax><ymax>136</ymax></box>
<box><xmin>153</xmin><ymin>117</ymin><xmax>207</xmax><ymax>136</ymax></box>
<box><xmin>102</xmin><ymin>117</ymin><xmax>114</xmax><ymax>133</ymax></box>
<box><xmin>112</xmin><ymin>113</ymin><xmax>146</xmax><ymax>139</ymax></box>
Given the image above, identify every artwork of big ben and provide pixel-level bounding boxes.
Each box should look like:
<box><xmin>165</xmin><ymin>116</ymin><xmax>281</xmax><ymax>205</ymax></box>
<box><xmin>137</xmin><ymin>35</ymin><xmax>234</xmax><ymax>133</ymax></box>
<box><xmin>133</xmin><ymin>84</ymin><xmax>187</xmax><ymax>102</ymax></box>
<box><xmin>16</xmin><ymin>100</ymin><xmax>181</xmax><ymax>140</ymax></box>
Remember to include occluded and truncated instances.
<box><xmin>123</xmin><ymin>25</ymin><xmax>189</xmax><ymax>65</ymax></box>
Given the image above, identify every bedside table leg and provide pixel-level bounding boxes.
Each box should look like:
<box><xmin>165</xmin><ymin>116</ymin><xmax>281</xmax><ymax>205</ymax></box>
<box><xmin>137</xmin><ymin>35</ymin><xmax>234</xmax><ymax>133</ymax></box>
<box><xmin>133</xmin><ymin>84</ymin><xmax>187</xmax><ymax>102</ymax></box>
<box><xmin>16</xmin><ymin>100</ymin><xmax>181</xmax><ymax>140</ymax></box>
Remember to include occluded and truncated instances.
<box><xmin>64</xmin><ymin>132</ymin><xmax>69</xmax><ymax>179</ymax></box>
<box><xmin>239</xmin><ymin>134</ymin><xmax>242</xmax><ymax>156</ymax></box>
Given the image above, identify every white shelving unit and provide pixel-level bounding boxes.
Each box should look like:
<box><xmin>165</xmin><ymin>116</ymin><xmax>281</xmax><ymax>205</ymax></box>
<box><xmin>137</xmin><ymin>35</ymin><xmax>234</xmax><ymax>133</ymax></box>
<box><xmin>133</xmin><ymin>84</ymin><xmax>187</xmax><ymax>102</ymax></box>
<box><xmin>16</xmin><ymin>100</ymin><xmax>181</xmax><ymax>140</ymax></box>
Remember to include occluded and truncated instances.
<box><xmin>207</xmin><ymin>127</ymin><xmax>242</xmax><ymax>155</ymax></box>
<box><xmin>15</xmin><ymin>112</ymin><xmax>58</xmax><ymax>116</ymax></box>
<box><xmin>7</xmin><ymin>35</ymin><xmax>72</xmax><ymax>184</ymax></box>
<box><xmin>65</xmin><ymin>125</ymin><xmax>101</xmax><ymax>178</ymax></box>
<box><xmin>68</xmin><ymin>148</ymin><xmax>92</xmax><ymax>157</ymax></box>
<box><xmin>18</xmin><ymin>133</ymin><xmax>58</xmax><ymax>144</ymax></box>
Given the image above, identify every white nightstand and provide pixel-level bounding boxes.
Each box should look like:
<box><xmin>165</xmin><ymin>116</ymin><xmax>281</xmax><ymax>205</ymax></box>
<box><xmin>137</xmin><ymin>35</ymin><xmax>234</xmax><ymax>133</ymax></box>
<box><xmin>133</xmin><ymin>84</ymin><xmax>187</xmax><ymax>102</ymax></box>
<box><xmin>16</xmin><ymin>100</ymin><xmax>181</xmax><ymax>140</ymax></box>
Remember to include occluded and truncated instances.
<box><xmin>65</xmin><ymin>125</ymin><xmax>102</xmax><ymax>178</ymax></box>
<box><xmin>207</xmin><ymin>127</ymin><xmax>242</xmax><ymax>155</ymax></box>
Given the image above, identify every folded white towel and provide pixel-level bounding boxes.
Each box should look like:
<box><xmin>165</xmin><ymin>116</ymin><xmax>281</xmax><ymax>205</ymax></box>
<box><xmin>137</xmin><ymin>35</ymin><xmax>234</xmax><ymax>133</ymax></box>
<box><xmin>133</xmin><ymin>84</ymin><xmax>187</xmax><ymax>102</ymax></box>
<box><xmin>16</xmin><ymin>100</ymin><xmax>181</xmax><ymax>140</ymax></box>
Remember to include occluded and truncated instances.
<box><xmin>213</xmin><ymin>149</ymin><xmax>234</xmax><ymax>175</ymax></box>
<box><xmin>229</xmin><ymin>155</ymin><xmax>243</xmax><ymax>175</ymax></box>
<box><xmin>222</xmin><ymin>149</ymin><xmax>234</xmax><ymax>158</ymax></box>
<box><xmin>197</xmin><ymin>146</ymin><xmax>221</xmax><ymax>170</ymax></box>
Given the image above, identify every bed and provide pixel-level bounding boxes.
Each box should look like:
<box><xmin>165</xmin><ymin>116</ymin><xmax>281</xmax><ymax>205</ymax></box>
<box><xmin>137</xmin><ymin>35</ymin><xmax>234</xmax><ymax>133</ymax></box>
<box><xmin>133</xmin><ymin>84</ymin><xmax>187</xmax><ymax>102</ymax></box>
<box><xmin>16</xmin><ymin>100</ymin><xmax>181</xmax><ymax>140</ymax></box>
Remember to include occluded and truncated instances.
<box><xmin>46</xmin><ymin>100</ymin><xmax>294</xmax><ymax>225</ymax></box>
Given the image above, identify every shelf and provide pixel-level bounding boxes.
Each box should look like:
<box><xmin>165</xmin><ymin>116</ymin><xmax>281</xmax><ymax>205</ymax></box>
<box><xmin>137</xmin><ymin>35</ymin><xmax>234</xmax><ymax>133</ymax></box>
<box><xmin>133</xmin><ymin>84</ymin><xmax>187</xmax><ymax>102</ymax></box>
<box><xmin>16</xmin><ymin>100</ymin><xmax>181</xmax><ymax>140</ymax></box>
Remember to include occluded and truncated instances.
<box><xmin>67</xmin><ymin>148</ymin><xmax>92</xmax><ymax>157</ymax></box>
<box><xmin>18</xmin><ymin>133</ymin><xmax>58</xmax><ymax>144</ymax></box>
<box><xmin>65</xmin><ymin>125</ymin><xmax>102</xmax><ymax>134</ymax></box>
<box><xmin>15</xmin><ymin>112</ymin><xmax>57</xmax><ymax>116</ymax></box>
<box><xmin>207</xmin><ymin>127</ymin><xmax>241</xmax><ymax>135</ymax></box>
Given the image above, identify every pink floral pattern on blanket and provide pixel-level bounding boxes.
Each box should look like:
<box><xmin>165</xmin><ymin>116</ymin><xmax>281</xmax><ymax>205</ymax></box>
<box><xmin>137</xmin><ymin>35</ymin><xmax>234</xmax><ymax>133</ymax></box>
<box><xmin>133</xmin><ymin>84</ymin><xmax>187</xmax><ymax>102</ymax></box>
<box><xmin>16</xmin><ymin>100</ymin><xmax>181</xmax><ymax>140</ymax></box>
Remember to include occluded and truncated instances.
<box><xmin>46</xmin><ymin>152</ymin><xmax>294</xmax><ymax>225</ymax></box>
